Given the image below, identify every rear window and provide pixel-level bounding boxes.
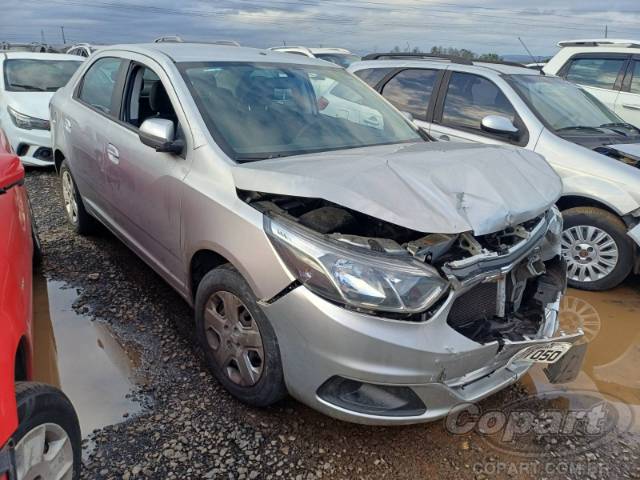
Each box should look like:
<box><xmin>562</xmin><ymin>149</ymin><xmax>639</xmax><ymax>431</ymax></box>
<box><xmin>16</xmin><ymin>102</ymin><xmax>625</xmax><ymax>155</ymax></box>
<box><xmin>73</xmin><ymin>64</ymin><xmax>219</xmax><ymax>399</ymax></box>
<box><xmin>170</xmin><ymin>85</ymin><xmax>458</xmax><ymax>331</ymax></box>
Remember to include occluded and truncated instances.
<box><xmin>565</xmin><ymin>57</ymin><xmax>626</xmax><ymax>90</ymax></box>
<box><xmin>3</xmin><ymin>59</ymin><xmax>82</xmax><ymax>92</ymax></box>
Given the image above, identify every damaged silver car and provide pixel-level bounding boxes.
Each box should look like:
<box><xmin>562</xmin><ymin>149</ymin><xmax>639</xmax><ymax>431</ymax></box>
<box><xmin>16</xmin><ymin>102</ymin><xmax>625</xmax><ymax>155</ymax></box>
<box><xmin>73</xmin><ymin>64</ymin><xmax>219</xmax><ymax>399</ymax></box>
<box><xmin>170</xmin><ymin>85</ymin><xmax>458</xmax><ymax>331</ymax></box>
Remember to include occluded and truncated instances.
<box><xmin>50</xmin><ymin>43</ymin><xmax>583</xmax><ymax>424</ymax></box>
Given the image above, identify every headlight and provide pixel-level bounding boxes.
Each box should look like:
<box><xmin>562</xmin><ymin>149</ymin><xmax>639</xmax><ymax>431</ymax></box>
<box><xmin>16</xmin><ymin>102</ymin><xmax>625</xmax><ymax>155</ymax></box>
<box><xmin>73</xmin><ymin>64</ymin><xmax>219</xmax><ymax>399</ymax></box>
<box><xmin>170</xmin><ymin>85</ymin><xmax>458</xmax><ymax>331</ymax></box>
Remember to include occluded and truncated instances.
<box><xmin>265</xmin><ymin>216</ymin><xmax>448</xmax><ymax>314</ymax></box>
<box><xmin>7</xmin><ymin>107</ymin><xmax>50</xmax><ymax>131</ymax></box>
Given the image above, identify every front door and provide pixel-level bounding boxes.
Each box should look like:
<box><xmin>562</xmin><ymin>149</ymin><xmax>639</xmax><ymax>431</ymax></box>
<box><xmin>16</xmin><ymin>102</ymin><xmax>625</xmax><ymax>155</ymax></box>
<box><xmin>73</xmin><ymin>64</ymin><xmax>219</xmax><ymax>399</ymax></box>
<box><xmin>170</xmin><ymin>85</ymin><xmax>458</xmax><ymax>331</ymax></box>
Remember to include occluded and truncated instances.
<box><xmin>429</xmin><ymin>71</ymin><xmax>522</xmax><ymax>146</ymax></box>
<box><xmin>101</xmin><ymin>58</ymin><xmax>190</xmax><ymax>290</ymax></box>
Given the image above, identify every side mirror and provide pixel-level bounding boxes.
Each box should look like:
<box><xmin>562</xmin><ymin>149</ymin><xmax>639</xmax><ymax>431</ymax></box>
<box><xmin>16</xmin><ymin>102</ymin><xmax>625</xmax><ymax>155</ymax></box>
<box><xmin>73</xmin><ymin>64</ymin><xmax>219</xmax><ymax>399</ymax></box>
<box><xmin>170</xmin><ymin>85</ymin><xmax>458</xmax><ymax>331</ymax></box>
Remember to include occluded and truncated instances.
<box><xmin>481</xmin><ymin>115</ymin><xmax>520</xmax><ymax>138</ymax></box>
<box><xmin>139</xmin><ymin>118</ymin><xmax>184</xmax><ymax>154</ymax></box>
<box><xmin>0</xmin><ymin>154</ymin><xmax>25</xmax><ymax>194</ymax></box>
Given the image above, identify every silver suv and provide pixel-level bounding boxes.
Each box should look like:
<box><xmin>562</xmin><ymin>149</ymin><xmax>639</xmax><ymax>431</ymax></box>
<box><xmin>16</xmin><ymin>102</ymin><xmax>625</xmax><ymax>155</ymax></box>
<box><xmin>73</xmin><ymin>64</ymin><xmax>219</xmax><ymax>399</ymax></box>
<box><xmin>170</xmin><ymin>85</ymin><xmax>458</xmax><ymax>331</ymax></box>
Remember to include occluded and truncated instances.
<box><xmin>350</xmin><ymin>54</ymin><xmax>640</xmax><ymax>291</ymax></box>
<box><xmin>50</xmin><ymin>43</ymin><xmax>581</xmax><ymax>425</ymax></box>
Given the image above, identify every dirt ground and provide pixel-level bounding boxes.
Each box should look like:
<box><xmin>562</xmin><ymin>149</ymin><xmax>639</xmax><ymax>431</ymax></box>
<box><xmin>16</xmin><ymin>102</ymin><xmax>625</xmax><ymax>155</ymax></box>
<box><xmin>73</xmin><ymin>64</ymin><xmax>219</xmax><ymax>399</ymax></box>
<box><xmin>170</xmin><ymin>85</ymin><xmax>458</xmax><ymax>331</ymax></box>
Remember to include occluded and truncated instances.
<box><xmin>26</xmin><ymin>170</ymin><xmax>640</xmax><ymax>479</ymax></box>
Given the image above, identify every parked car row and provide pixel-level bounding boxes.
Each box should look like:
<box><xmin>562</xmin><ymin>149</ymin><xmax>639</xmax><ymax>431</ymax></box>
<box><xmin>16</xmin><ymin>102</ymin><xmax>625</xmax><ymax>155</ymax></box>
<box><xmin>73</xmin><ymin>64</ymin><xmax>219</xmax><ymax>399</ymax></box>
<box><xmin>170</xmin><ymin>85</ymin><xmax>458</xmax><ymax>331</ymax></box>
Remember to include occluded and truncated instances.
<box><xmin>1</xmin><ymin>36</ymin><xmax>637</xmax><ymax>428</ymax></box>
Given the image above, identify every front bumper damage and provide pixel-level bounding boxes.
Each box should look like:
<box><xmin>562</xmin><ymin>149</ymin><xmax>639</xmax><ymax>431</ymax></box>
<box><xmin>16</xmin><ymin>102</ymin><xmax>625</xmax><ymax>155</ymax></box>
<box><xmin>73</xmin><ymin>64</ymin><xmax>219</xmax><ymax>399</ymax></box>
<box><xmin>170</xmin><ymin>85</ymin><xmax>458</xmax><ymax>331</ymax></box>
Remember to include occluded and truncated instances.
<box><xmin>261</xmin><ymin>210</ymin><xmax>584</xmax><ymax>425</ymax></box>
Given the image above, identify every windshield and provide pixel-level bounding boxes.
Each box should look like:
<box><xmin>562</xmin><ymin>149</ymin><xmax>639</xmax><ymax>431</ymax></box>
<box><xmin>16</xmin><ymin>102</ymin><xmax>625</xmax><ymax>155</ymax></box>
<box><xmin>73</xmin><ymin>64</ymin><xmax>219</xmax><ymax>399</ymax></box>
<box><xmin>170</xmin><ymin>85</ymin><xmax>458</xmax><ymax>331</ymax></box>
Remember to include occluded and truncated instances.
<box><xmin>180</xmin><ymin>62</ymin><xmax>422</xmax><ymax>161</ymax></box>
<box><xmin>314</xmin><ymin>53</ymin><xmax>362</xmax><ymax>68</ymax></box>
<box><xmin>3</xmin><ymin>59</ymin><xmax>82</xmax><ymax>92</ymax></box>
<box><xmin>509</xmin><ymin>74</ymin><xmax>624</xmax><ymax>132</ymax></box>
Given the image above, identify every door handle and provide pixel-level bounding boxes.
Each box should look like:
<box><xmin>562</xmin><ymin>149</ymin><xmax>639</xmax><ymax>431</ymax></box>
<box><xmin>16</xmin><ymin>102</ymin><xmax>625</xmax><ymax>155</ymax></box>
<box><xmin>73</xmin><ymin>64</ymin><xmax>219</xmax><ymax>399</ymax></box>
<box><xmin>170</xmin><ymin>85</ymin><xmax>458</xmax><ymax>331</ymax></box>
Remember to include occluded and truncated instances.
<box><xmin>106</xmin><ymin>143</ymin><xmax>120</xmax><ymax>165</ymax></box>
<box><xmin>439</xmin><ymin>134</ymin><xmax>450</xmax><ymax>141</ymax></box>
<box><xmin>622</xmin><ymin>104</ymin><xmax>640</xmax><ymax>111</ymax></box>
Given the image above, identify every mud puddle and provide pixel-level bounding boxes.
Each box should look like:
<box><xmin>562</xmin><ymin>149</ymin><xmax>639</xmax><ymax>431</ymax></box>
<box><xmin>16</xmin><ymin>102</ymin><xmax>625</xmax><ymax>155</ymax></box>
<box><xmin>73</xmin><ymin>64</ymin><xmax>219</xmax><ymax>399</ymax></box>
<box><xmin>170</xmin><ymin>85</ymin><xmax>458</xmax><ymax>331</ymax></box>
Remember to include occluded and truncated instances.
<box><xmin>523</xmin><ymin>279</ymin><xmax>640</xmax><ymax>436</ymax></box>
<box><xmin>31</xmin><ymin>274</ymin><xmax>145</xmax><ymax>437</ymax></box>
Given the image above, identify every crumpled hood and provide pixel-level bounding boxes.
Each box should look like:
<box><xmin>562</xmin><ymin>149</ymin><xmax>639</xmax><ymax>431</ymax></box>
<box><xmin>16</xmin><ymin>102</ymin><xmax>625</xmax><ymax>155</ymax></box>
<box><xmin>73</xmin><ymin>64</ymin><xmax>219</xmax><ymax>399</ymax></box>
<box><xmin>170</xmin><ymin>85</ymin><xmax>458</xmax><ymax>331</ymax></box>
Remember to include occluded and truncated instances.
<box><xmin>233</xmin><ymin>142</ymin><xmax>562</xmax><ymax>235</ymax></box>
<box><xmin>4</xmin><ymin>91</ymin><xmax>53</xmax><ymax>120</ymax></box>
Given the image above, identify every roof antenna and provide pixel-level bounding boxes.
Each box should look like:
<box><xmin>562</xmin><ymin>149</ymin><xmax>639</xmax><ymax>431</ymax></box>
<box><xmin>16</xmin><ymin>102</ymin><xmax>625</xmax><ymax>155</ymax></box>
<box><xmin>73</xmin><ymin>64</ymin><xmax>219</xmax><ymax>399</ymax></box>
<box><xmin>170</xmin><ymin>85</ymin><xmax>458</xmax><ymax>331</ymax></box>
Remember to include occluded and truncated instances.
<box><xmin>518</xmin><ymin>37</ymin><xmax>545</xmax><ymax>75</ymax></box>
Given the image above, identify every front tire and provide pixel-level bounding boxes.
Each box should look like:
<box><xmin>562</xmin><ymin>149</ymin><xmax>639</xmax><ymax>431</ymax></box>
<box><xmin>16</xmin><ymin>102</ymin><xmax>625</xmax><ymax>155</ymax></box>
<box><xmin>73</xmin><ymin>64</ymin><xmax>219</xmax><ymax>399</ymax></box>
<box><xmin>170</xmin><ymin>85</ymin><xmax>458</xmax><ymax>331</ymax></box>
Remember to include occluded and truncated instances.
<box><xmin>561</xmin><ymin>207</ymin><xmax>634</xmax><ymax>291</ymax></box>
<box><xmin>59</xmin><ymin>160</ymin><xmax>95</xmax><ymax>235</ymax></box>
<box><xmin>195</xmin><ymin>265</ymin><xmax>287</xmax><ymax>407</ymax></box>
<box><xmin>12</xmin><ymin>382</ymin><xmax>81</xmax><ymax>480</ymax></box>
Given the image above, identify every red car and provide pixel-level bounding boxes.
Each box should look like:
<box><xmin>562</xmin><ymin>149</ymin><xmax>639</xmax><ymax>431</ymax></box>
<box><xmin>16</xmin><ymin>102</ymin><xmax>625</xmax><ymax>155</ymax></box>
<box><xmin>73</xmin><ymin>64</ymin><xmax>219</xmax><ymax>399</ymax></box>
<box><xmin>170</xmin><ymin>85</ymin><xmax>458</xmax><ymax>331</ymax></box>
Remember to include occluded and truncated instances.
<box><xmin>0</xmin><ymin>129</ymin><xmax>81</xmax><ymax>480</ymax></box>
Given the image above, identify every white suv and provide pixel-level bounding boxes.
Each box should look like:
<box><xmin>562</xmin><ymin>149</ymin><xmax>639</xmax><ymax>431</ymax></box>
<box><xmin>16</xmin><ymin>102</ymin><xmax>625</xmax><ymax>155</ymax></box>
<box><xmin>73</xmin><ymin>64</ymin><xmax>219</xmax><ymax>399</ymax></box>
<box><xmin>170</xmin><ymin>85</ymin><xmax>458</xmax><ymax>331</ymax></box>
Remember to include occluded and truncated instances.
<box><xmin>349</xmin><ymin>54</ymin><xmax>640</xmax><ymax>291</ymax></box>
<box><xmin>544</xmin><ymin>39</ymin><xmax>640</xmax><ymax>127</ymax></box>
<box><xmin>268</xmin><ymin>46</ymin><xmax>361</xmax><ymax>67</ymax></box>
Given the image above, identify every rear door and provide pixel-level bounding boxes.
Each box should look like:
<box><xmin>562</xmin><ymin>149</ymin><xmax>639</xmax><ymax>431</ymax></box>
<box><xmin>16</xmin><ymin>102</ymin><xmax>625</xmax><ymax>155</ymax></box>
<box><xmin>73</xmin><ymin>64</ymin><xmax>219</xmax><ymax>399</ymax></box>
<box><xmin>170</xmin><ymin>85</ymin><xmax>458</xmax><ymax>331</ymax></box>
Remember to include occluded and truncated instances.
<box><xmin>68</xmin><ymin>56</ymin><xmax>127</xmax><ymax>214</ymax></box>
<box><xmin>615</xmin><ymin>57</ymin><xmax>640</xmax><ymax>127</ymax></box>
<box><xmin>377</xmin><ymin>68</ymin><xmax>442</xmax><ymax>132</ymax></box>
<box><xmin>430</xmin><ymin>71</ymin><xmax>524</xmax><ymax>146</ymax></box>
<box><xmin>559</xmin><ymin>54</ymin><xmax>628</xmax><ymax>112</ymax></box>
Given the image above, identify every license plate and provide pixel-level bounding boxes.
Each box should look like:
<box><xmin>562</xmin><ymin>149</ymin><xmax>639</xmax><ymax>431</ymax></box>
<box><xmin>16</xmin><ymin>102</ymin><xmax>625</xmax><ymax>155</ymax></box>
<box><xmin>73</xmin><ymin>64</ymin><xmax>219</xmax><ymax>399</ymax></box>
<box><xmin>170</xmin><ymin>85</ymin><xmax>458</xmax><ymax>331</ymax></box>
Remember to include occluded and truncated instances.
<box><xmin>515</xmin><ymin>342</ymin><xmax>573</xmax><ymax>364</ymax></box>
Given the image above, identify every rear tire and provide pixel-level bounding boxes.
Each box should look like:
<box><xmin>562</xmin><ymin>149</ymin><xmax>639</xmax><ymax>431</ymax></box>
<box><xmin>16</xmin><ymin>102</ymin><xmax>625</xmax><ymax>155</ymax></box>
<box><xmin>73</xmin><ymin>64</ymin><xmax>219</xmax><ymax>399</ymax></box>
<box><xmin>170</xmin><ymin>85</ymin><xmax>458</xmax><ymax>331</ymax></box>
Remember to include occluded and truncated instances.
<box><xmin>59</xmin><ymin>160</ymin><xmax>95</xmax><ymax>235</ymax></box>
<box><xmin>12</xmin><ymin>382</ymin><xmax>81</xmax><ymax>480</ymax></box>
<box><xmin>561</xmin><ymin>207</ymin><xmax>633</xmax><ymax>291</ymax></box>
<box><xmin>195</xmin><ymin>265</ymin><xmax>288</xmax><ymax>407</ymax></box>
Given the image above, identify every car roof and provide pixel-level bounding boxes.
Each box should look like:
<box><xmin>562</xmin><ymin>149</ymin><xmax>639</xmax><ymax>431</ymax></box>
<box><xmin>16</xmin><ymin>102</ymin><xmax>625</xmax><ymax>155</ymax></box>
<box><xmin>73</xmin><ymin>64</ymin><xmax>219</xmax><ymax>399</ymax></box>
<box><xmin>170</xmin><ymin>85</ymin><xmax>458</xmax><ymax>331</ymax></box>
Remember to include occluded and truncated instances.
<box><xmin>1</xmin><ymin>52</ymin><xmax>83</xmax><ymax>61</ymax></box>
<box><xmin>349</xmin><ymin>58</ymin><xmax>539</xmax><ymax>77</ymax></box>
<box><xmin>101</xmin><ymin>43</ymin><xmax>341</xmax><ymax>66</ymax></box>
<box><xmin>558</xmin><ymin>38</ymin><xmax>640</xmax><ymax>49</ymax></box>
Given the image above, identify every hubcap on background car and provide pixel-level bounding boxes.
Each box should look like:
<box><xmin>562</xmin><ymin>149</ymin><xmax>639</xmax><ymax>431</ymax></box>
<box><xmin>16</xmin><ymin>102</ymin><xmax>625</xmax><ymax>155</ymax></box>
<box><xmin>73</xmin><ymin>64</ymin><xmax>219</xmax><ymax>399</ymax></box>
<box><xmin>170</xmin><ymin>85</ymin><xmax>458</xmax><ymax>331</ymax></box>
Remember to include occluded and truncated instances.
<box><xmin>204</xmin><ymin>291</ymin><xmax>264</xmax><ymax>386</ymax></box>
<box><xmin>14</xmin><ymin>423</ymin><xmax>74</xmax><ymax>480</ymax></box>
<box><xmin>61</xmin><ymin>171</ymin><xmax>78</xmax><ymax>224</ymax></box>
<box><xmin>561</xmin><ymin>225</ymin><xmax>619</xmax><ymax>283</ymax></box>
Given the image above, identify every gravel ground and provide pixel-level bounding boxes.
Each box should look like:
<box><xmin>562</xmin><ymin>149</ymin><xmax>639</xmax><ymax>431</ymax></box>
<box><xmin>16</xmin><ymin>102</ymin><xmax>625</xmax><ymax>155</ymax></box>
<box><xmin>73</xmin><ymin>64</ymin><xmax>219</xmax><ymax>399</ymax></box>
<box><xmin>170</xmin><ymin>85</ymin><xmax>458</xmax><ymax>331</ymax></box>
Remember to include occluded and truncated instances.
<box><xmin>26</xmin><ymin>169</ymin><xmax>640</xmax><ymax>480</ymax></box>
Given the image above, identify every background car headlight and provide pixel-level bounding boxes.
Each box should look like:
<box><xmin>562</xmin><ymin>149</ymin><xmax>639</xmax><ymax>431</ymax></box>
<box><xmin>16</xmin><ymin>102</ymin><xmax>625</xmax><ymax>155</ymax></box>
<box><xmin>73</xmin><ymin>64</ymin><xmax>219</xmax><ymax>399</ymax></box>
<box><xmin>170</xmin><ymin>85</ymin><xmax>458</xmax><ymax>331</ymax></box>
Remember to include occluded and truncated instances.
<box><xmin>8</xmin><ymin>107</ymin><xmax>50</xmax><ymax>131</ymax></box>
<box><xmin>265</xmin><ymin>216</ymin><xmax>447</xmax><ymax>313</ymax></box>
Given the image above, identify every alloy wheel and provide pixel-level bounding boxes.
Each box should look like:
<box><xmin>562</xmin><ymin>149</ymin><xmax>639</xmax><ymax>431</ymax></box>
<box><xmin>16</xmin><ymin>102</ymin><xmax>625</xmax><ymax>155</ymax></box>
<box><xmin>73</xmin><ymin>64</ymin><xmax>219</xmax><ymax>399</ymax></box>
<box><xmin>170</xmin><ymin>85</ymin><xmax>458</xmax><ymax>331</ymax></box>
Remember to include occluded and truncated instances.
<box><xmin>61</xmin><ymin>171</ymin><xmax>78</xmax><ymax>224</ymax></box>
<box><xmin>561</xmin><ymin>225</ymin><xmax>619</xmax><ymax>283</ymax></box>
<box><xmin>14</xmin><ymin>423</ymin><xmax>74</xmax><ymax>480</ymax></box>
<box><xmin>203</xmin><ymin>291</ymin><xmax>265</xmax><ymax>386</ymax></box>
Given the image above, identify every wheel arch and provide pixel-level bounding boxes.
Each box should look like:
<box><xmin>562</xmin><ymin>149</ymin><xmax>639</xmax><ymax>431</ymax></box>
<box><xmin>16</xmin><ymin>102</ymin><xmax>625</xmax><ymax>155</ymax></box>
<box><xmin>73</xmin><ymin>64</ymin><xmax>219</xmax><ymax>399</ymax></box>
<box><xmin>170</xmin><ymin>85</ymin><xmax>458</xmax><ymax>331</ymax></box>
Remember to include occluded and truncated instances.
<box><xmin>54</xmin><ymin>149</ymin><xmax>66</xmax><ymax>173</ymax></box>
<box><xmin>189</xmin><ymin>249</ymin><xmax>232</xmax><ymax>302</ymax></box>
<box><xmin>14</xmin><ymin>336</ymin><xmax>31</xmax><ymax>382</ymax></box>
<box><xmin>556</xmin><ymin>195</ymin><xmax>620</xmax><ymax>217</ymax></box>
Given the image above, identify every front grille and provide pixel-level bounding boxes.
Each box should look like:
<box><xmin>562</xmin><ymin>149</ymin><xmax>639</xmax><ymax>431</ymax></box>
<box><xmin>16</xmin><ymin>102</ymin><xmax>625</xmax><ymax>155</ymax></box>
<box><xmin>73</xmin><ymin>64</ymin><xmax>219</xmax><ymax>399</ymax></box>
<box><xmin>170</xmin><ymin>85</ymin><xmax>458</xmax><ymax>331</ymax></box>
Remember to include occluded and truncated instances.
<box><xmin>448</xmin><ymin>281</ymin><xmax>498</xmax><ymax>328</ymax></box>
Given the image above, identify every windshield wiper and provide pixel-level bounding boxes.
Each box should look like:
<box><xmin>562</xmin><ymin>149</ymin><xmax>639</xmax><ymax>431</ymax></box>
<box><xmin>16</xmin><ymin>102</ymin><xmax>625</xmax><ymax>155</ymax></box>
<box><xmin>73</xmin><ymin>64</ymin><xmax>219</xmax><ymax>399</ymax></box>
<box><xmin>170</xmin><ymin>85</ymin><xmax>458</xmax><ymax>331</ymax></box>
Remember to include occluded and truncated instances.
<box><xmin>556</xmin><ymin>125</ymin><xmax>604</xmax><ymax>133</ymax></box>
<box><xmin>599</xmin><ymin>122</ymin><xmax>640</xmax><ymax>133</ymax></box>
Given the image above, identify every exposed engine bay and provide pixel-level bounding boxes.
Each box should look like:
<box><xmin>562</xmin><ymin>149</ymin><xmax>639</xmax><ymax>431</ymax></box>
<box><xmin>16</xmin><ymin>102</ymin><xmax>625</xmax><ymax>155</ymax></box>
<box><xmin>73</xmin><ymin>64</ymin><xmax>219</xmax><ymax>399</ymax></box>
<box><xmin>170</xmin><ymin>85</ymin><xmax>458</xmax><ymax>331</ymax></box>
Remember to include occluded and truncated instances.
<box><xmin>242</xmin><ymin>190</ymin><xmax>566</xmax><ymax>345</ymax></box>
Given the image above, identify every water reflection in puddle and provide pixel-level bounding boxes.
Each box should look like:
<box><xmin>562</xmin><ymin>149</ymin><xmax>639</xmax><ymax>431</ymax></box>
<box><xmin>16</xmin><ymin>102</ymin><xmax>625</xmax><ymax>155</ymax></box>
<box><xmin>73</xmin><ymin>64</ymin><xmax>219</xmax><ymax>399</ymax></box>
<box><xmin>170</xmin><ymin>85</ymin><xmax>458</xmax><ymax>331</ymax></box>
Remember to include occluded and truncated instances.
<box><xmin>523</xmin><ymin>279</ymin><xmax>640</xmax><ymax>434</ymax></box>
<box><xmin>31</xmin><ymin>274</ymin><xmax>144</xmax><ymax>437</ymax></box>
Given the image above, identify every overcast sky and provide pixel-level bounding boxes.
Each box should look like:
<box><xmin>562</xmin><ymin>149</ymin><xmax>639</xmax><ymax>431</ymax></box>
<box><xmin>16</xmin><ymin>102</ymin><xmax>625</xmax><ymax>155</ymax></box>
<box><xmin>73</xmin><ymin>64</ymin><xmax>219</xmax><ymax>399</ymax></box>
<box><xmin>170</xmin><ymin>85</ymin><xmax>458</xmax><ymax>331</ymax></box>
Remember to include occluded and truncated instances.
<box><xmin>2</xmin><ymin>0</ymin><xmax>640</xmax><ymax>56</ymax></box>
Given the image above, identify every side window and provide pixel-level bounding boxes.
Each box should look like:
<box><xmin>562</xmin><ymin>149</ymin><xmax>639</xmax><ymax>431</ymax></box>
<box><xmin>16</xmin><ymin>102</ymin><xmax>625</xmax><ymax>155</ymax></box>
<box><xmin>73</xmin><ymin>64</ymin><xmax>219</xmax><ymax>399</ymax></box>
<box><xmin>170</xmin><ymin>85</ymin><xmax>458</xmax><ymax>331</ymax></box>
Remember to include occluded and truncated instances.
<box><xmin>565</xmin><ymin>57</ymin><xmax>626</xmax><ymax>90</ymax></box>
<box><xmin>381</xmin><ymin>69</ymin><xmax>438</xmax><ymax>120</ymax></box>
<box><xmin>629</xmin><ymin>61</ymin><xmax>640</xmax><ymax>94</ymax></box>
<box><xmin>441</xmin><ymin>72</ymin><xmax>516</xmax><ymax>131</ymax></box>
<box><xmin>353</xmin><ymin>68</ymin><xmax>394</xmax><ymax>88</ymax></box>
<box><xmin>78</xmin><ymin>57</ymin><xmax>123</xmax><ymax>114</ymax></box>
<box><xmin>123</xmin><ymin>65</ymin><xmax>178</xmax><ymax>129</ymax></box>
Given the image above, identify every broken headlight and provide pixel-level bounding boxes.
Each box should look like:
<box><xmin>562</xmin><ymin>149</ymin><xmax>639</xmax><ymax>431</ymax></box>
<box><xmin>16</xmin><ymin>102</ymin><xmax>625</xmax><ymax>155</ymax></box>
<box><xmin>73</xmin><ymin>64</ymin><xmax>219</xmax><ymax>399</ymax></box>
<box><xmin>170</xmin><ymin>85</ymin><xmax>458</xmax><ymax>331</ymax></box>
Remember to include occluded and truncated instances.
<box><xmin>265</xmin><ymin>216</ymin><xmax>447</xmax><ymax>313</ymax></box>
<box><xmin>541</xmin><ymin>205</ymin><xmax>563</xmax><ymax>259</ymax></box>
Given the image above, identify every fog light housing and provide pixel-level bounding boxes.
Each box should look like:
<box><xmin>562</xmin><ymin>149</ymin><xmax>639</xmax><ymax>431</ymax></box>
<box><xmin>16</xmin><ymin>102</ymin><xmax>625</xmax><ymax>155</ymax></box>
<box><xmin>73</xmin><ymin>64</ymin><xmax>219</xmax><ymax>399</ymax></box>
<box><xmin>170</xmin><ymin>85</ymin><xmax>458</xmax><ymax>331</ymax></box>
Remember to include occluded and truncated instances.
<box><xmin>317</xmin><ymin>376</ymin><xmax>426</xmax><ymax>417</ymax></box>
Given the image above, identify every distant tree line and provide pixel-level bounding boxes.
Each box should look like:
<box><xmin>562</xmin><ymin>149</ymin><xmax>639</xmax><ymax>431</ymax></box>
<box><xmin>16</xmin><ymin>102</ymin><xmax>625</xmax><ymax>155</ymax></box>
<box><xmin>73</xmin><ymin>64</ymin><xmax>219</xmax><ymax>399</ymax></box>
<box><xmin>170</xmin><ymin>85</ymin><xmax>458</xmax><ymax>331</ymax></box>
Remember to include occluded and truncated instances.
<box><xmin>389</xmin><ymin>45</ymin><xmax>502</xmax><ymax>61</ymax></box>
